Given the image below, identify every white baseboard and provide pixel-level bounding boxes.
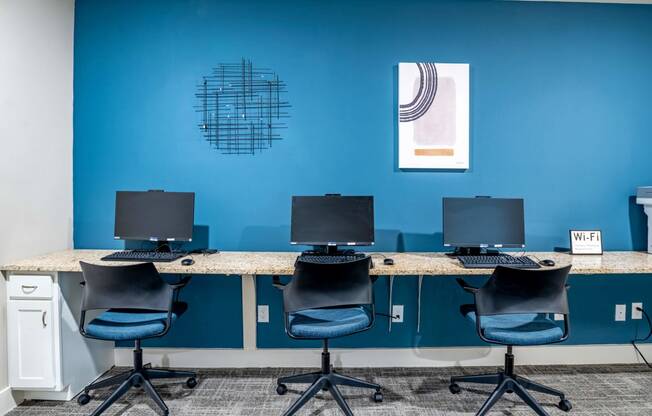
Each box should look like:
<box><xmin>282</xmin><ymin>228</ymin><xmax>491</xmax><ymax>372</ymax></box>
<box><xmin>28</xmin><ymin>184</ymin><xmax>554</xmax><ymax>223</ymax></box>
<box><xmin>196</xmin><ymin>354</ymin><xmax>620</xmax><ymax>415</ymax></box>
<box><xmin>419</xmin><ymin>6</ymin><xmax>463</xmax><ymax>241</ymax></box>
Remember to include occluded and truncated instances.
<box><xmin>114</xmin><ymin>344</ymin><xmax>652</xmax><ymax>369</ymax></box>
<box><xmin>0</xmin><ymin>387</ymin><xmax>22</xmax><ymax>416</ymax></box>
<box><xmin>21</xmin><ymin>386</ymin><xmax>75</xmax><ymax>402</ymax></box>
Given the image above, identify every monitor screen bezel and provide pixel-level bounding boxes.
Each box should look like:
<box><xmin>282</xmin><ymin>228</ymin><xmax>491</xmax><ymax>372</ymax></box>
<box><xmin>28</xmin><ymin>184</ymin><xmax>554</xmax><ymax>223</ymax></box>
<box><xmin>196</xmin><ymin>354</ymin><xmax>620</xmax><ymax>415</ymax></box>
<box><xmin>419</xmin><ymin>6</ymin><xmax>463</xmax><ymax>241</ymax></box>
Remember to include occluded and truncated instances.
<box><xmin>290</xmin><ymin>195</ymin><xmax>375</xmax><ymax>246</ymax></box>
<box><xmin>442</xmin><ymin>197</ymin><xmax>526</xmax><ymax>249</ymax></box>
<box><xmin>113</xmin><ymin>191</ymin><xmax>195</xmax><ymax>242</ymax></box>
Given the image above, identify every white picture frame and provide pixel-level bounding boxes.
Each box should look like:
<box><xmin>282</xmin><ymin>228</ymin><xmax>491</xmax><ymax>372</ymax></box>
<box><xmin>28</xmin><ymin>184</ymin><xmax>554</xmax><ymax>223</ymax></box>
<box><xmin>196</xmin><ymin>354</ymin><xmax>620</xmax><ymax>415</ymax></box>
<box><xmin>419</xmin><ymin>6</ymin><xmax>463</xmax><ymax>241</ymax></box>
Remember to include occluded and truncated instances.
<box><xmin>398</xmin><ymin>62</ymin><xmax>469</xmax><ymax>170</ymax></box>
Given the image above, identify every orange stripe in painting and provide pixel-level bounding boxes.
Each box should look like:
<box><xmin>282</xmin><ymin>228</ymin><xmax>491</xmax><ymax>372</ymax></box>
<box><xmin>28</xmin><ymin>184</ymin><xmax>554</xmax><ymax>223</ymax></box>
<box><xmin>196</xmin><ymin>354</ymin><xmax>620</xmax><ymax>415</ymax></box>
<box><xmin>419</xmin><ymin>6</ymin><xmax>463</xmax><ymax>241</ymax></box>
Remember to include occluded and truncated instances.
<box><xmin>415</xmin><ymin>148</ymin><xmax>455</xmax><ymax>156</ymax></box>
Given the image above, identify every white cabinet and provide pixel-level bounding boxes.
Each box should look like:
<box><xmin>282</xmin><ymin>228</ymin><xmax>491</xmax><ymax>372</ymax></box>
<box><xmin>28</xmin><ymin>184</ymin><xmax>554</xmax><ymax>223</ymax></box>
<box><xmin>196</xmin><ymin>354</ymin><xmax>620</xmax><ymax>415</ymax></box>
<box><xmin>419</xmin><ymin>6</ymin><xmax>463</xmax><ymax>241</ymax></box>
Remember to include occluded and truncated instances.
<box><xmin>4</xmin><ymin>272</ymin><xmax>114</xmax><ymax>401</ymax></box>
<box><xmin>6</xmin><ymin>274</ymin><xmax>59</xmax><ymax>390</ymax></box>
<box><xmin>7</xmin><ymin>299</ymin><xmax>57</xmax><ymax>389</ymax></box>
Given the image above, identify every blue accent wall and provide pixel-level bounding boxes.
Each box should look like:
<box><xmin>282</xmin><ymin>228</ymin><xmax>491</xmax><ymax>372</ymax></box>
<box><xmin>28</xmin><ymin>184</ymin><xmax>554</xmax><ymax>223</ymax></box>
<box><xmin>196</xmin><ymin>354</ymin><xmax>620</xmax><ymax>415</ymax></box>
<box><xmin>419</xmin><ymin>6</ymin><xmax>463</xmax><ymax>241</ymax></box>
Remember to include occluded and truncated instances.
<box><xmin>115</xmin><ymin>275</ymin><xmax>243</xmax><ymax>348</ymax></box>
<box><xmin>257</xmin><ymin>274</ymin><xmax>652</xmax><ymax>348</ymax></box>
<box><xmin>73</xmin><ymin>0</ymin><xmax>652</xmax><ymax>348</ymax></box>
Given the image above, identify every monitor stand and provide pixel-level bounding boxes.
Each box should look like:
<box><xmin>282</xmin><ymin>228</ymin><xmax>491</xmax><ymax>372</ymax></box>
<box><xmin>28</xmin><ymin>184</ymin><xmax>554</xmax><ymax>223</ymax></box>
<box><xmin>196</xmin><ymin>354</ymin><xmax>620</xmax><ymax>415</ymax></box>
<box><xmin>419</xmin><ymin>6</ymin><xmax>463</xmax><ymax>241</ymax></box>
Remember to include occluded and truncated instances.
<box><xmin>153</xmin><ymin>241</ymin><xmax>190</xmax><ymax>255</ymax></box>
<box><xmin>153</xmin><ymin>241</ymin><xmax>172</xmax><ymax>252</ymax></box>
<box><xmin>448</xmin><ymin>247</ymin><xmax>500</xmax><ymax>257</ymax></box>
<box><xmin>303</xmin><ymin>245</ymin><xmax>353</xmax><ymax>256</ymax></box>
<box><xmin>325</xmin><ymin>245</ymin><xmax>339</xmax><ymax>255</ymax></box>
<box><xmin>127</xmin><ymin>241</ymin><xmax>175</xmax><ymax>253</ymax></box>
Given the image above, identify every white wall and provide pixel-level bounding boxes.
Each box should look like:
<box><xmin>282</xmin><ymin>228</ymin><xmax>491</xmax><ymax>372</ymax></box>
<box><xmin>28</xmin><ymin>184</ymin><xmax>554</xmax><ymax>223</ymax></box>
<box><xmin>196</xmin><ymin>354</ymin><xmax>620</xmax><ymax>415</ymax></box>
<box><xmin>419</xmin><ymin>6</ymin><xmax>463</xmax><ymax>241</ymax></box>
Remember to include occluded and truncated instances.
<box><xmin>0</xmin><ymin>0</ymin><xmax>74</xmax><ymax>413</ymax></box>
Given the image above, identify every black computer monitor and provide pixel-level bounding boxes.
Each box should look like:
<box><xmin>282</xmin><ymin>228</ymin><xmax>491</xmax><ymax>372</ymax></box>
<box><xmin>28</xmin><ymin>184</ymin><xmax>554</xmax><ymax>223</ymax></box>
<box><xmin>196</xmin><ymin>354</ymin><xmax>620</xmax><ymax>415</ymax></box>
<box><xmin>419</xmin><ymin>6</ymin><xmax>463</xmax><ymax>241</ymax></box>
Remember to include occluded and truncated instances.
<box><xmin>114</xmin><ymin>191</ymin><xmax>195</xmax><ymax>244</ymax></box>
<box><xmin>290</xmin><ymin>195</ymin><xmax>375</xmax><ymax>247</ymax></box>
<box><xmin>443</xmin><ymin>197</ymin><xmax>525</xmax><ymax>249</ymax></box>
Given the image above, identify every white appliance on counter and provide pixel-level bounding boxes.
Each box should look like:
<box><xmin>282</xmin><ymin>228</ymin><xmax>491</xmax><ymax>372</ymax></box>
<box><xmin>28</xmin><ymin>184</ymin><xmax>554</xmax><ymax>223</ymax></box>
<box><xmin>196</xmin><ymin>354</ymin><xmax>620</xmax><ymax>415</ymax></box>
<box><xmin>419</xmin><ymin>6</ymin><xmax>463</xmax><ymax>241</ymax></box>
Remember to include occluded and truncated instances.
<box><xmin>637</xmin><ymin>186</ymin><xmax>652</xmax><ymax>254</ymax></box>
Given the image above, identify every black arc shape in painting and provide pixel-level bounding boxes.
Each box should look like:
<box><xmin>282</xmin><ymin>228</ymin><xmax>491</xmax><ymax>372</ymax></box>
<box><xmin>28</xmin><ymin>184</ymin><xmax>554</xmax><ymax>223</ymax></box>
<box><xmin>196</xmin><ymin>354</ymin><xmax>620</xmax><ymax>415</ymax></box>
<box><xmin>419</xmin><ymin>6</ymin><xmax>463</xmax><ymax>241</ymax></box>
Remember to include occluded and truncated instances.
<box><xmin>400</xmin><ymin>62</ymin><xmax>438</xmax><ymax>123</ymax></box>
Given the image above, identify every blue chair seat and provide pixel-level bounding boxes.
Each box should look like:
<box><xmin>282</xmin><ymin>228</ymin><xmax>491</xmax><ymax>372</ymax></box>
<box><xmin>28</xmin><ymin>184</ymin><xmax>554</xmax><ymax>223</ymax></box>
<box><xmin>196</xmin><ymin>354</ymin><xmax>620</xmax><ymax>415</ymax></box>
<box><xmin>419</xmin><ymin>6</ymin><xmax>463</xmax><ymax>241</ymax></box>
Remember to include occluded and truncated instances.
<box><xmin>465</xmin><ymin>311</ymin><xmax>564</xmax><ymax>346</ymax></box>
<box><xmin>85</xmin><ymin>305</ymin><xmax>186</xmax><ymax>341</ymax></box>
<box><xmin>288</xmin><ymin>306</ymin><xmax>371</xmax><ymax>339</ymax></box>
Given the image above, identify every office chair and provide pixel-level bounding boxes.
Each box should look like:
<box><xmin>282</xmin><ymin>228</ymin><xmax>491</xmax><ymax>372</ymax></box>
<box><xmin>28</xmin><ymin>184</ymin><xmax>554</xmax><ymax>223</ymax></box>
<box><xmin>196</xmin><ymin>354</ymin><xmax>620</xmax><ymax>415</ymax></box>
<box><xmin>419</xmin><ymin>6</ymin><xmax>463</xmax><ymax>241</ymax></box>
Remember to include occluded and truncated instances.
<box><xmin>273</xmin><ymin>256</ymin><xmax>383</xmax><ymax>416</ymax></box>
<box><xmin>450</xmin><ymin>265</ymin><xmax>573</xmax><ymax>416</ymax></box>
<box><xmin>77</xmin><ymin>262</ymin><xmax>197</xmax><ymax>416</ymax></box>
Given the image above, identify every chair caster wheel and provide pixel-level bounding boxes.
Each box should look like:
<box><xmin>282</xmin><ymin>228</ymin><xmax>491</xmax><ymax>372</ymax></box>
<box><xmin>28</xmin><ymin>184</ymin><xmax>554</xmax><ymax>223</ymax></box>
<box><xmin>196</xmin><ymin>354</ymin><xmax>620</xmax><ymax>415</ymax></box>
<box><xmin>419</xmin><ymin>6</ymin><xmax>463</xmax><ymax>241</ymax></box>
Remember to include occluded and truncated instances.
<box><xmin>449</xmin><ymin>383</ymin><xmax>461</xmax><ymax>394</ymax></box>
<box><xmin>77</xmin><ymin>393</ymin><xmax>91</xmax><ymax>406</ymax></box>
<box><xmin>186</xmin><ymin>377</ymin><xmax>198</xmax><ymax>388</ymax></box>
<box><xmin>372</xmin><ymin>391</ymin><xmax>383</xmax><ymax>403</ymax></box>
<box><xmin>276</xmin><ymin>384</ymin><xmax>288</xmax><ymax>395</ymax></box>
<box><xmin>559</xmin><ymin>399</ymin><xmax>572</xmax><ymax>412</ymax></box>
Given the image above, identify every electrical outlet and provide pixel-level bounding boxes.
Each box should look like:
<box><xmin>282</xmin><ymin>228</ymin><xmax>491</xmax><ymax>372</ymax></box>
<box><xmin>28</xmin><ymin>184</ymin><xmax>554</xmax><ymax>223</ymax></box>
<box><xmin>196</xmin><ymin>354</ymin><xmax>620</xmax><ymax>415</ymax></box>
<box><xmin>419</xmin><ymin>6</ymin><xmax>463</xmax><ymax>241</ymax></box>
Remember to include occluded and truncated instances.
<box><xmin>632</xmin><ymin>302</ymin><xmax>643</xmax><ymax>320</ymax></box>
<box><xmin>615</xmin><ymin>304</ymin><xmax>627</xmax><ymax>322</ymax></box>
<box><xmin>257</xmin><ymin>305</ymin><xmax>269</xmax><ymax>323</ymax></box>
<box><xmin>554</xmin><ymin>314</ymin><xmax>565</xmax><ymax>321</ymax></box>
<box><xmin>392</xmin><ymin>305</ymin><xmax>404</xmax><ymax>323</ymax></box>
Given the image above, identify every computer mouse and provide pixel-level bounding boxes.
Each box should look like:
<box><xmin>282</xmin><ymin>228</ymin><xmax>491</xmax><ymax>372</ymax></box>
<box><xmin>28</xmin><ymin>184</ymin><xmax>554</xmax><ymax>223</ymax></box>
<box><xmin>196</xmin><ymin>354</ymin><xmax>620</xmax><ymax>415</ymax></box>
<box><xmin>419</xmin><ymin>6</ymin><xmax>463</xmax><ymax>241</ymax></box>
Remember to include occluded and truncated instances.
<box><xmin>181</xmin><ymin>258</ymin><xmax>195</xmax><ymax>266</ymax></box>
<box><xmin>383</xmin><ymin>258</ymin><xmax>395</xmax><ymax>266</ymax></box>
<box><xmin>539</xmin><ymin>259</ymin><xmax>555</xmax><ymax>267</ymax></box>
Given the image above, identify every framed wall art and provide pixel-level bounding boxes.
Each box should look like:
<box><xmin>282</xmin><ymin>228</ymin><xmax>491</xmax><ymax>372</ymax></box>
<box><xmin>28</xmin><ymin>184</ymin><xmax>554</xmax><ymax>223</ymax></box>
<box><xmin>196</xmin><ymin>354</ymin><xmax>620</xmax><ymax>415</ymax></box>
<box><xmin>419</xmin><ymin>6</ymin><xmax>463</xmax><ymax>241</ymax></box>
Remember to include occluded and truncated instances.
<box><xmin>398</xmin><ymin>62</ymin><xmax>469</xmax><ymax>169</ymax></box>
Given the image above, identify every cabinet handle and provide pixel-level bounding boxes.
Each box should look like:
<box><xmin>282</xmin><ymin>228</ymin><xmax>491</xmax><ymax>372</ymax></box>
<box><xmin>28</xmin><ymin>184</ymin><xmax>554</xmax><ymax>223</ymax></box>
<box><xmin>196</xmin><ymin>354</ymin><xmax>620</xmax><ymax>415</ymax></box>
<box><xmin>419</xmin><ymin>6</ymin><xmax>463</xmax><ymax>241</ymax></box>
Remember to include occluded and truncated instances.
<box><xmin>42</xmin><ymin>311</ymin><xmax>47</xmax><ymax>327</ymax></box>
<box><xmin>21</xmin><ymin>285</ymin><xmax>38</xmax><ymax>293</ymax></box>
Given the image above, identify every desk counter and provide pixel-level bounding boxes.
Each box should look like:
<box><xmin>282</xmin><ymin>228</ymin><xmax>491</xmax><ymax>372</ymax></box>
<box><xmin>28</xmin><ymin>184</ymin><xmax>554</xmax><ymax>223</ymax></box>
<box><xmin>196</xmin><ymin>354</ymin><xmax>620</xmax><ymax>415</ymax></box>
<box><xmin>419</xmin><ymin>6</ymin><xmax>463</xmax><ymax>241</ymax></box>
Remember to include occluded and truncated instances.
<box><xmin>2</xmin><ymin>249</ymin><xmax>652</xmax><ymax>276</ymax></box>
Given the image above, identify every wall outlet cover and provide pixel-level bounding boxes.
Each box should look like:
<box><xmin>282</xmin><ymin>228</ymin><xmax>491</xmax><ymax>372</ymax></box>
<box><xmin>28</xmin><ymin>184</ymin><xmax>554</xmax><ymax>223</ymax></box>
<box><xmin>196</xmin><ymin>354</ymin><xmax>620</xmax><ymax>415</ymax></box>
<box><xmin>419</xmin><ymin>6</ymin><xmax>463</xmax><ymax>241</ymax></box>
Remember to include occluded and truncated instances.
<box><xmin>554</xmin><ymin>314</ymin><xmax>565</xmax><ymax>321</ymax></box>
<box><xmin>632</xmin><ymin>302</ymin><xmax>643</xmax><ymax>320</ymax></box>
<box><xmin>615</xmin><ymin>304</ymin><xmax>627</xmax><ymax>322</ymax></box>
<box><xmin>257</xmin><ymin>305</ymin><xmax>269</xmax><ymax>323</ymax></box>
<box><xmin>392</xmin><ymin>305</ymin><xmax>404</xmax><ymax>323</ymax></box>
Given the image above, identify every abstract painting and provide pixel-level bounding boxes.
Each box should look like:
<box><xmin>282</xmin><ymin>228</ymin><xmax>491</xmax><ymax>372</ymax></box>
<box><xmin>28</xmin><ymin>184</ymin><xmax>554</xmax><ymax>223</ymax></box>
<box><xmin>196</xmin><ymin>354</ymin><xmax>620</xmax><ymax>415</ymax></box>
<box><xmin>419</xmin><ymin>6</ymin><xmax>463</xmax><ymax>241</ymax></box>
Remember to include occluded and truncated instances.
<box><xmin>398</xmin><ymin>62</ymin><xmax>469</xmax><ymax>169</ymax></box>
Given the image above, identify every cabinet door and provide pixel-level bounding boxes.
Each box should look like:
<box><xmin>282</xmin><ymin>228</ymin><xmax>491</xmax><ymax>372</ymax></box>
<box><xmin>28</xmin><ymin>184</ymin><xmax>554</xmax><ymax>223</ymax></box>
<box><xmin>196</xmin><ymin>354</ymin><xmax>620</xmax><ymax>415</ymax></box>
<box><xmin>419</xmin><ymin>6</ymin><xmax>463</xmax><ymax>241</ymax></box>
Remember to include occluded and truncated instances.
<box><xmin>7</xmin><ymin>300</ymin><xmax>56</xmax><ymax>389</ymax></box>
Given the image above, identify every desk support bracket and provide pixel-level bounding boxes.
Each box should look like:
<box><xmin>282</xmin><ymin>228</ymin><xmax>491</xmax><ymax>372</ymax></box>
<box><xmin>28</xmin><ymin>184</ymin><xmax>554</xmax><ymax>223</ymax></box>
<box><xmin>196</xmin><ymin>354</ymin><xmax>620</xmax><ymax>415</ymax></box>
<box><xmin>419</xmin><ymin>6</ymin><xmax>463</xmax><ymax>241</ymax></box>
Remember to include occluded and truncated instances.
<box><xmin>417</xmin><ymin>275</ymin><xmax>424</xmax><ymax>333</ymax></box>
<box><xmin>241</xmin><ymin>274</ymin><xmax>257</xmax><ymax>351</ymax></box>
<box><xmin>388</xmin><ymin>275</ymin><xmax>395</xmax><ymax>333</ymax></box>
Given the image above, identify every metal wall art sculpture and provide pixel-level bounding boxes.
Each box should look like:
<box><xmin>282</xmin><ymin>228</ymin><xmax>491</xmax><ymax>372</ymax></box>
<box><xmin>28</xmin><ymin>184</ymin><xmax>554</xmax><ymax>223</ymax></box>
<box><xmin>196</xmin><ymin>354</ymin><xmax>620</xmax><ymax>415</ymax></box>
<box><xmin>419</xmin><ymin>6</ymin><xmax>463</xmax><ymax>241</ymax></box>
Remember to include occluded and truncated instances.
<box><xmin>196</xmin><ymin>59</ymin><xmax>290</xmax><ymax>155</ymax></box>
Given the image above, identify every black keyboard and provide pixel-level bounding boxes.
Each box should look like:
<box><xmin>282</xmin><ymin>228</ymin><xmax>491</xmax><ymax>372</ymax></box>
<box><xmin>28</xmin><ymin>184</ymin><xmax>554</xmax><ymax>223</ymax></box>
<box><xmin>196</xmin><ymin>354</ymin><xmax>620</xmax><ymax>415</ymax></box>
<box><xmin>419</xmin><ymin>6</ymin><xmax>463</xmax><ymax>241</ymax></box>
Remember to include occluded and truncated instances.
<box><xmin>101</xmin><ymin>250</ymin><xmax>187</xmax><ymax>262</ymax></box>
<box><xmin>458</xmin><ymin>255</ymin><xmax>541</xmax><ymax>269</ymax></box>
<box><xmin>298</xmin><ymin>254</ymin><xmax>367</xmax><ymax>264</ymax></box>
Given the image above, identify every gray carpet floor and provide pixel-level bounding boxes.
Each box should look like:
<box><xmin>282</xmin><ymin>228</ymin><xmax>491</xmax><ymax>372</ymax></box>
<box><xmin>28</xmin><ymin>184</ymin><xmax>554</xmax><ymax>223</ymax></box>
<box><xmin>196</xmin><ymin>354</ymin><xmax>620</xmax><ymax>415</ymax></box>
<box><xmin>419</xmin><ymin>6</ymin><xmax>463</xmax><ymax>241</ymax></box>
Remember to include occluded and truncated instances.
<box><xmin>8</xmin><ymin>364</ymin><xmax>652</xmax><ymax>415</ymax></box>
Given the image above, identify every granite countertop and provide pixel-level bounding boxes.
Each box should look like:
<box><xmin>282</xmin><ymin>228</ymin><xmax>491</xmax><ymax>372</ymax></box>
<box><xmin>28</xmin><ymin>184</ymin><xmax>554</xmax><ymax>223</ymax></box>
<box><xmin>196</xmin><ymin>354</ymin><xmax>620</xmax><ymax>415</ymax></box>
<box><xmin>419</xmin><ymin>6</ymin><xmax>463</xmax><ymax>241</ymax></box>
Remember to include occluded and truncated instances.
<box><xmin>2</xmin><ymin>249</ymin><xmax>652</xmax><ymax>276</ymax></box>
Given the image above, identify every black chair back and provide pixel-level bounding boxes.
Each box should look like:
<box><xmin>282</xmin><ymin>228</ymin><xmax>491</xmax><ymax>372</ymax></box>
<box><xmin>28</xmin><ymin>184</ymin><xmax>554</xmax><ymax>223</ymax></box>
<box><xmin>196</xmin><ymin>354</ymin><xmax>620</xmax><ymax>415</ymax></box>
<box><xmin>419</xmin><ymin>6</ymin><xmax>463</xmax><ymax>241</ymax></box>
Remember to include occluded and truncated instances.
<box><xmin>79</xmin><ymin>261</ymin><xmax>173</xmax><ymax>313</ymax></box>
<box><xmin>283</xmin><ymin>257</ymin><xmax>373</xmax><ymax>313</ymax></box>
<box><xmin>475</xmin><ymin>265</ymin><xmax>572</xmax><ymax>317</ymax></box>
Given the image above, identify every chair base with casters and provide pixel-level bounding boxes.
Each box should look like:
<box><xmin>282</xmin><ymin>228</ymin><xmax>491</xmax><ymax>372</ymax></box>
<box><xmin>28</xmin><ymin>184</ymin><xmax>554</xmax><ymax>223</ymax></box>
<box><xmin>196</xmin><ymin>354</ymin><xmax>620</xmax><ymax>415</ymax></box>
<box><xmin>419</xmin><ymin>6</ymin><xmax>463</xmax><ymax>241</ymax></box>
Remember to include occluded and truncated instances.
<box><xmin>449</xmin><ymin>346</ymin><xmax>572</xmax><ymax>416</ymax></box>
<box><xmin>276</xmin><ymin>339</ymin><xmax>383</xmax><ymax>416</ymax></box>
<box><xmin>77</xmin><ymin>339</ymin><xmax>197</xmax><ymax>416</ymax></box>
